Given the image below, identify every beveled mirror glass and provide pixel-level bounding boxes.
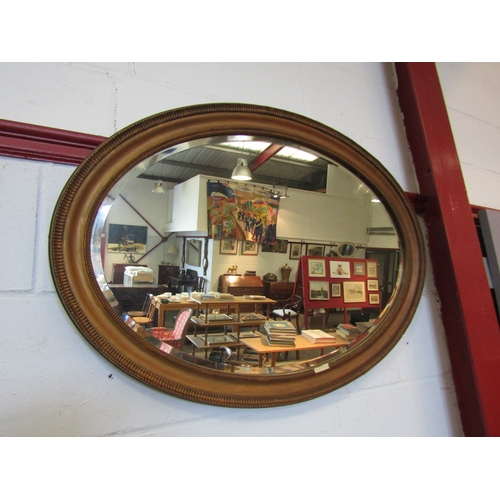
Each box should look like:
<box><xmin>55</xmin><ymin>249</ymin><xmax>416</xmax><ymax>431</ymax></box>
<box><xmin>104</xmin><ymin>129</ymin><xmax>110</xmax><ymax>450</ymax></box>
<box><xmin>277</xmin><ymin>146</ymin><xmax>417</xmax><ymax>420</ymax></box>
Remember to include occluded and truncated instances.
<box><xmin>49</xmin><ymin>103</ymin><xmax>425</xmax><ymax>407</ymax></box>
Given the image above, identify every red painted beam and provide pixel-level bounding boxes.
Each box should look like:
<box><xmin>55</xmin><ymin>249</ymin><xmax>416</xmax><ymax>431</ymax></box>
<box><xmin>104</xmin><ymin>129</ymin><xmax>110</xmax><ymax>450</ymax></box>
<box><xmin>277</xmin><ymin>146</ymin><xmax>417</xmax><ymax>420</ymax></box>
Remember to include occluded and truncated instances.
<box><xmin>248</xmin><ymin>143</ymin><xmax>284</xmax><ymax>173</ymax></box>
<box><xmin>0</xmin><ymin>119</ymin><xmax>106</xmax><ymax>165</ymax></box>
<box><xmin>395</xmin><ymin>62</ymin><xmax>500</xmax><ymax>436</ymax></box>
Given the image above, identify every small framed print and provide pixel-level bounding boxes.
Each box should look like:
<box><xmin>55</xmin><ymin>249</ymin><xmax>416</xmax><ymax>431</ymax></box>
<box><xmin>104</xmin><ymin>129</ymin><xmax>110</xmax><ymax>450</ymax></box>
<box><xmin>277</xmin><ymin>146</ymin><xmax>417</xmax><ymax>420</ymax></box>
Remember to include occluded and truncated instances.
<box><xmin>220</xmin><ymin>239</ymin><xmax>238</xmax><ymax>255</ymax></box>
<box><xmin>367</xmin><ymin>261</ymin><xmax>378</xmax><ymax>278</ymax></box>
<box><xmin>309</xmin><ymin>281</ymin><xmax>329</xmax><ymax>300</ymax></box>
<box><xmin>330</xmin><ymin>260</ymin><xmax>351</xmax><ymax>279</ymax></box>
<box><xmin>307</xmin><ymin>244</ymin><xmax>324</xmax><ymax>257</ymax></box>
<box><xmin>262</xmin><ymin>242</ymin><xmax>278</xmax><ymax>253</ymax></box>
<box><xmin>289</xmin><ymin>242</ymin><xmax>302</xmax><ymax>260</ymax></box>
<box><xmin>369</xmin><ymin>293</ymin><xmax>380</xmax><ymax>305</ymax></box>
<box><xmin>241</xmin><ymin>240</ymin><xmax>258</xmax><ymax>255</ymax></box>
<box><xmin>343</xmin><ymin>281</ymin><xmax>366</xmax><ymax>303</ymax></box>
<box><xmin>308</xmin><ymin>259</ymin><xmax>326</xmax><ymax>277</ymax></box>
<box><xmin>277</xmin><ymin>239</ymin><xmax>288</xmax><ymax>253</ymax></box>
<box><xmin>367</xmin><ymin>279</ymin><xmax>379</xmax><ymax>291</ymax></box>
<box><xmin>353</xmin><ymin>262</ymin><xmax>366</xmax><ymax>276</ymax></box>
<box><xmin>331</xmin><ymin>283</ymin><xmax>341</xmax><ymax>297</ymax></box>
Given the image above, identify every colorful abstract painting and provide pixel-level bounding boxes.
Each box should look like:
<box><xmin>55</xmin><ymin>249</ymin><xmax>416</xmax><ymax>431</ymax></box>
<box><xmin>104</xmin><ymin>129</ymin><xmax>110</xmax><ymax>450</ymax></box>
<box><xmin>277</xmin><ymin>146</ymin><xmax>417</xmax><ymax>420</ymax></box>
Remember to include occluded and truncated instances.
<box><xmin>207</xmin><ymin>181</ymin><xmax>280</xmax><ymax>241</ymax></box>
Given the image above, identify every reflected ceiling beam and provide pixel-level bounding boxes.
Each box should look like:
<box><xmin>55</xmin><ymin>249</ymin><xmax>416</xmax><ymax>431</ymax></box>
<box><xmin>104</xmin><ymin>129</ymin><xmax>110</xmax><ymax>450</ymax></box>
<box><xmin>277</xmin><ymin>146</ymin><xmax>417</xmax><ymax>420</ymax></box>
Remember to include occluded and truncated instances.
<box><xmin>140</xmin><ymin>158</ymin><xmax>311</xmax><ymax>190</ymax></box>
<box><xmin>248</xmin><ymin>143</ymin><xmax>284</xmax><ymax>173</ymax></box>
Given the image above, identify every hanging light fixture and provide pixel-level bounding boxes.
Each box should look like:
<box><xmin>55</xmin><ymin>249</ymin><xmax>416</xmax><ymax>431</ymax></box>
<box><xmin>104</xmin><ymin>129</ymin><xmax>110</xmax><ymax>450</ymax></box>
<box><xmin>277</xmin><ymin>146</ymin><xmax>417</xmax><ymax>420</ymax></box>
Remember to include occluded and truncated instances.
<box><xmin>231</xmin><ymin>158</ymin><xmax>252</xmax><ymax>181</ymax></box>
<box><xmin>152</xmin><ymin>181</ymin><xmax>165</xmax><ymax>194</ymax></box>
<box><xmin>280</xmin><ymin>186</ymin><xmax>290</xmax><ymax>199</ymax></box>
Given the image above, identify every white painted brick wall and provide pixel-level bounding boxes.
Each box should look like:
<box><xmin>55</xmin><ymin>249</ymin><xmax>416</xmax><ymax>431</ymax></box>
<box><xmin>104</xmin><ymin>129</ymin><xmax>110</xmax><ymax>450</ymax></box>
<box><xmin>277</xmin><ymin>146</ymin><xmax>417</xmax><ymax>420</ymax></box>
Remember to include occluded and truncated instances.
<box><xmin>0</xmin><ymin>62</ymin><xmax>465</xmax><ymax>436</ymax></box>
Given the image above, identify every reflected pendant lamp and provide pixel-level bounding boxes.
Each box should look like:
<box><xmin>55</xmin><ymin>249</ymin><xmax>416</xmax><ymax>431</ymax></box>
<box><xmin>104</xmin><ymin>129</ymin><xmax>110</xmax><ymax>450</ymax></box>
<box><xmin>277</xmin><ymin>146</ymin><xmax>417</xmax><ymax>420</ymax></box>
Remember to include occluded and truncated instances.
<box><xmin>152</xmin><ymin>181</ymin><xmax>165</xmax><ymax>194</ymax></box>
<box><xmin>231</xmin><ymin>158</ymin><xmax>252</xmax><ymax>181</ymax></box>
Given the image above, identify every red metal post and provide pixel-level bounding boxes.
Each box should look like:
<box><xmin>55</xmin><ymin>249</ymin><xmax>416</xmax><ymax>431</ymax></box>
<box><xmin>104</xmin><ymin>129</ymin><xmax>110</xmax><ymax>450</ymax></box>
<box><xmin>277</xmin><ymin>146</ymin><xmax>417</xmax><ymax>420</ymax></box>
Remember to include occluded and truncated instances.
<box><xmin>395</xmin><ymin>62</ymin><xmax>500</xmax><ymax>436</ymax></box>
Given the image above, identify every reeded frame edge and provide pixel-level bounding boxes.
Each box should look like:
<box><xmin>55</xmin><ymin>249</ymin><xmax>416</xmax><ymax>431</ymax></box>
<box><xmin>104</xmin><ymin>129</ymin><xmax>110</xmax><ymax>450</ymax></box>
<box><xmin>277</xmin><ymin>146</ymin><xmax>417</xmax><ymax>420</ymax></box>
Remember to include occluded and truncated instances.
<box><xmin>49</xmin><ymin>103</ymin><xmax>426</xmax><ymax>407</ymax></box>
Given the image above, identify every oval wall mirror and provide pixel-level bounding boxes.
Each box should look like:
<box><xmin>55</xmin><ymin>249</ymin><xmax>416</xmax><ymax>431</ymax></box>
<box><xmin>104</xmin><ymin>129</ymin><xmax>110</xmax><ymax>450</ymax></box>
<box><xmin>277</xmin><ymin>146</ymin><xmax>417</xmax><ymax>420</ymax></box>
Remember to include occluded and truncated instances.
<box><xmin>49</xmin><ymin>103</ymin><xmax>425</xmax><ymax>407</ymax></box>
<box><xmin>336</xmin><ymin>242</ymin><xmax>356</xmax><ymax>258</ymax></box>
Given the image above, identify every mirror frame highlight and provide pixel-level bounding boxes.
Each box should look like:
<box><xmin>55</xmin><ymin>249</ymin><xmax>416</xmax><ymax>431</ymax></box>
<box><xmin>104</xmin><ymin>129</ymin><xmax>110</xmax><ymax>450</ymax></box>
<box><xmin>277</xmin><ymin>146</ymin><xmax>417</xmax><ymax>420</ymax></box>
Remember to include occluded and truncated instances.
<box><xmin>49</xmin><ymin>103</ymin><xmax>425</xmax><ymax>407</ymax></box>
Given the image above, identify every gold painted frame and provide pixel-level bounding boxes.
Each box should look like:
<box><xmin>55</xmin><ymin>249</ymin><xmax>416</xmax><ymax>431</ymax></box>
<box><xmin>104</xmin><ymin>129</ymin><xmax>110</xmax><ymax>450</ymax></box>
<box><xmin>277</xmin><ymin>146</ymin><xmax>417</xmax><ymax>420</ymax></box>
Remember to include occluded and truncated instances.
<box><xmin>49</xmin><ymin>103</ymin><xmax>425</xmax><ymax>407</ymax></box>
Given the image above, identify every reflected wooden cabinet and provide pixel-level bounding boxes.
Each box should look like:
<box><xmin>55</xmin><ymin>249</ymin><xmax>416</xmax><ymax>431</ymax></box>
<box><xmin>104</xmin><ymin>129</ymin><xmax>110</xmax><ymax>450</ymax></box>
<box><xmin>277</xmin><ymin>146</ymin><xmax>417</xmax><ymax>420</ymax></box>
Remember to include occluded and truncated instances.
<box><xmin>263</xmin><ymin>281</ymin><xmax>295</xmax><ymax>308</ymax></box>
<box><xmin>158</xmin><ymin>265</ymin><xmax>179</xmax><ymax>286</ymax></box>
<box><xmin>218</xmin><ymin>275</ymin><xmax>264</xmax><ymax>312</ymax></box>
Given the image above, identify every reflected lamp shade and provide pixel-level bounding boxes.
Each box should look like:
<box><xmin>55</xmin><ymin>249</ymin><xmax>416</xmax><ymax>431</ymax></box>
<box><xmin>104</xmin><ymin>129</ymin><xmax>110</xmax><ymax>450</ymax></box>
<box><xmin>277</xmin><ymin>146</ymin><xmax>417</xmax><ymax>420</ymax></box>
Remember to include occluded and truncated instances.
<box><xmin>152</xmin><ymin>181</ymin><xmax>165</xmax><ymax>194</ymax></box>
<box><xmin>167</xmin><ymin>245</ymin><xmax>177</xmax><ymax>254</ymax></box>
<box><xmin>231</xmin><ymin>158</ymin><xmax>252</xmax><ymax>181</ymax></box>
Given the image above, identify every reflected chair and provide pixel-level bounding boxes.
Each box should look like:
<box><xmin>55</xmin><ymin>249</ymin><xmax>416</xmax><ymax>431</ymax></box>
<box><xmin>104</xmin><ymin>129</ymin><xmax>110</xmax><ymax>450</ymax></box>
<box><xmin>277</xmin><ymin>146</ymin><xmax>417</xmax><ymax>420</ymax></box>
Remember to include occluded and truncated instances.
<box><xmin>127</xmin><ymin>293</ymin><xmax>151</xmax><ymax>317</ymax></box>
<box><xmin>209</xmin><ymin>346</ymin><xmax>233</xmax><ymax>364</ymax></box>
<box><xmin>132</xmin><ymin>294</ymin><xmax>156</xmax><ymax>327</ymax></box>
<box><xmin>197</xmin><ymin>276</ymin><xmax>207</xmax><ymax>293</ymax></box>
<box><xmin>150</xmin><ymin>308</ymin><xmax>193</xmax><ymax>350</ymax></box>
<box><xmin>209</xmin><ymin>346</ymin><xmax>252</xmax><ymax>368</ymax></box>
<box><xmin>270</xmin><ymin>295</ymin><xmax>302</xmax><ymax>332</ymax></box>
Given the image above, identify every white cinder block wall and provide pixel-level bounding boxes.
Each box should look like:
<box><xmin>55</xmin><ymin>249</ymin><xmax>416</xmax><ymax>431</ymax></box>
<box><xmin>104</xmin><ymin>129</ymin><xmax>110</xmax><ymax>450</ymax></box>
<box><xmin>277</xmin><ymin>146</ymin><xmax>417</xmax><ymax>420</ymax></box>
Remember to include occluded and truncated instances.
<box><xmin>2</xmin><ymin>61</ymin><xmax>495</xmax><ymax>437</ymax></box>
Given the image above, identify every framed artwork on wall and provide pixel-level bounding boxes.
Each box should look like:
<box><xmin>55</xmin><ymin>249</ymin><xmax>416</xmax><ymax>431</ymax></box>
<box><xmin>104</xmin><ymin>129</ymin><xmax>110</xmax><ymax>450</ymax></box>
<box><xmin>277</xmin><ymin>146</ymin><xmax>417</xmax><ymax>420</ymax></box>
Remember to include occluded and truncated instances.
<box><xmin>289</xmin><ymin>242</ymin><xmax>302</xmax><ymax>260</ymax></box>
<box><xmin>308</xmin><ymin>259</ymin><xmax>326</xmax><ymax>277</ymax></box>
<box><xmin>330</xmin><ymin>260</ymin><xmax>351</xmax><ymax>278</ymax></box>
<box><xmin>331</xmin><ymin>283</ymin><xmax>341</xmax><ymax>297</ymax></box>
<box><xmin>353</xmin><ymin>262</ymin><xmax>366</xmax><ymax>276</ymax></box>
<box><xmin>241</xmin><ymin>241</ymin><xmax>258</xmax><ymax>255</ymax></box>
<box><xmin>369</xmin><ymin>293</ymin><xmax>380</xmax><ymax>305</ymax></box>
<box><xmin>309</xmin><ymin>281</ymin><xmax>329</xmax><ymax>300</ymax></box>
<box><xmin>107</xmin><ymin>224</ymin><xmax>147</xmax><ymax>254</ymax></box>
<box><xmin>367</xmin><ymin>279</ymin><xmax>379</xmax><ymax>291</ymax></box>
<box><xmin>367</xmin><ymin>261</ymin><xmax>378</xmax><ymax>278</ymax></box>
<box><xmin>307</xmin><ymin>244</ymin><xmax>324</xmax><ymax>256</ymax></box>
<box><xmin>220</xmin><ymin>239</ymin><xmax>238</xmax><ymax>255</ymax></box>
<box><xmin>278</xmin><ymin>239</ymin><xmax>288</xmax><ymax>253</ymax></box>
<box><xmin>343</xmin><ymin>281</ymin><xmax>366</xmax><ymax>303</ymax></box>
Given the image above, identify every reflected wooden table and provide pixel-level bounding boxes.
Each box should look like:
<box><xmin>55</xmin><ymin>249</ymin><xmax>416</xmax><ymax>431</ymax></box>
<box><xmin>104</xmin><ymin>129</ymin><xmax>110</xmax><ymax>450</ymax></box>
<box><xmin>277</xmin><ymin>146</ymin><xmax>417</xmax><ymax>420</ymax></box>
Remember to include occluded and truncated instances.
<box><xmin>240</xmin><ymin>332</ymin><xmax>349</xmax><ymax>367</ymax></box>
<box><xmin>188</xmin><ymin>296</ymin><xmax>276</xmax><ymax>359</ymax></box>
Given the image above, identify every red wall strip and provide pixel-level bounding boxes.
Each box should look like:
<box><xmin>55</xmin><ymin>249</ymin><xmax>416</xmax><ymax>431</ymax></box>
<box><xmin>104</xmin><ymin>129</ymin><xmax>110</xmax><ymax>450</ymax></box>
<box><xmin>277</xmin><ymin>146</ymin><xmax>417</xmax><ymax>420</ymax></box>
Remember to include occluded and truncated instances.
<box><xmin>395</xmin><ymin>62</ymin><xmax>500</xmax><ymax>436</ymax></box>
<box><xmin>0</xmin><ymin>119</ymin><xmax>106</xmax><ymax>165</ymax></box>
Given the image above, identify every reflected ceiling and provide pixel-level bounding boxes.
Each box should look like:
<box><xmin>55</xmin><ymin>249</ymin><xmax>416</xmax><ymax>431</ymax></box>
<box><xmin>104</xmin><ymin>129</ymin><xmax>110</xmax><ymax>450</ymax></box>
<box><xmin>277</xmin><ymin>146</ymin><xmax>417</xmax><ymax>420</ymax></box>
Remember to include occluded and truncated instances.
<box><xmin>138</xmin><ymin>140</ymin><xmax>334</xmax><ymax>192</ymax></box>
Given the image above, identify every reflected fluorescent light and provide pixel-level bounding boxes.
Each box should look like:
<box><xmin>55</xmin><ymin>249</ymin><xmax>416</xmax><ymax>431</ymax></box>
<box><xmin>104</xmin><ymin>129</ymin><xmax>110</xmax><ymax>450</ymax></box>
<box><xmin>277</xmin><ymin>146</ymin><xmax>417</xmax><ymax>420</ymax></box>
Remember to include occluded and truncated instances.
<box><xmin>152</xmin><ymin>181</ymin><xmax>165</xmax><ymax>194</ymax></box>
<box><xmin>231</xmin><ymin>158</ymin><xmax>252</xmax><ymax>181</ymax></box>
<box><xmin>277</xmin><ymin>146</ymin><xmax>317</xmax><ymax>162</ymax></box>
<box><xmin>371</xmin><ymin>198</ymin><xmax>381</xmax><ymax>203</ymax></box>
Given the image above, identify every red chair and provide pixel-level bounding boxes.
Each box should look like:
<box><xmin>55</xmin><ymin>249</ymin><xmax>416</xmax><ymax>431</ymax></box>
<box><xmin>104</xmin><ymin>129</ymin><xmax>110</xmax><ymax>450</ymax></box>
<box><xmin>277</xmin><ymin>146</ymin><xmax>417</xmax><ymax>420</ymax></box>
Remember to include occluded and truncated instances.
<box><xmin>150</xmin><ymin>308</ymin><xmax>193</xmax><ymax>350</ymax></box>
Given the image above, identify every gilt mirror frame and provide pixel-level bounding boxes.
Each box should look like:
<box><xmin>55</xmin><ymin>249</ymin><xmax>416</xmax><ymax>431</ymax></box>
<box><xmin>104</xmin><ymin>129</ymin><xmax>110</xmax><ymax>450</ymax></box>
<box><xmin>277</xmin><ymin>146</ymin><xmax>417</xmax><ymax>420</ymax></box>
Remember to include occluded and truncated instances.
<box><xmin>49</xmin><ymin>103</ymin><xmax>425</xmax><ymax>407</ymax></box>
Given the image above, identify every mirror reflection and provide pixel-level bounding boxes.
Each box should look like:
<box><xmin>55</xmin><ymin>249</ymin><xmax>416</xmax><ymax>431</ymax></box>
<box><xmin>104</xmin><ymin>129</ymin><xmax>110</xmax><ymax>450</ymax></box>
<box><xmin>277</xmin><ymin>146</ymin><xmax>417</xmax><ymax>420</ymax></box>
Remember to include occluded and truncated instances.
<box><xmin>92</xmin><ymin>135</ymin><xmax>400</xmax><ymax>374</ymax></box>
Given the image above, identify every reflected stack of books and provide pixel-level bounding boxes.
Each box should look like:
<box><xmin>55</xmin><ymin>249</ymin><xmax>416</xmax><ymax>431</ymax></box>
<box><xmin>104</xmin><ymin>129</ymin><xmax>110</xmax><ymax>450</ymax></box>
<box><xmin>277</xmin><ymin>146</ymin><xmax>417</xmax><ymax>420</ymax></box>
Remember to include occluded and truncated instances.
<box><xmin>264</xmin><ymin>320</ymin><xmax>297</xmax><ymax>346</ymax></box>
<box><xmin>301</xmin><ymin>329</ymin><xmax>337</xmax><ymax>344</ymax></box>
<box><xmin>336</xmin><ymin>323</ymin><xmax>363</xmax><ymax>340</ymax></box>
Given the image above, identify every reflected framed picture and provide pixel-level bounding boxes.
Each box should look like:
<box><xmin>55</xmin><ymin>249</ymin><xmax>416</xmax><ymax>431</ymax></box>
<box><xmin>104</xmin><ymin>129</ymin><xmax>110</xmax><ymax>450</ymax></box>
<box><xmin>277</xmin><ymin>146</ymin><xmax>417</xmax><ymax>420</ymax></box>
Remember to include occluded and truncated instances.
<box><xmin>309</xmin><ymin>281</ymin><xmax>329</xmax><ymax>300</ymax></box>
<box><xmin>331</xmin><ymin>283</ymin><xmax>341</xmax><ymax>297</ymax></box>
<box><xmin>330</xmin><ymin>260</ymin><xmax>351</xmax><ymax>278</ymax></box>
<box><xmin>369</xmin><ymin>293</ymin><xmax>380</xmax><ymax>305</ymax></box>
<box><xmin>308</xmin><ymin>259</ymin><xmax>326</xmax><ymax>277</ymax></box>
<box><xmin>278</xmin><ymin>239</ymin><xmax>288</xmax><ymax>253</ymax></box>
<box><xmin>107</xmin><ymin>224</ymin><xmax>147</xmax><ymax>254</ymax></box>
<box><xmin>307</xmin><ymin>244</ymin><xmax>324</xmax><ymax>256</ymax></box>
<box><xmin>343</xmin><ymin>281</ymin><xmax>366</xmax><ymax>303</ymax></box>
<box><xmin>367</xmin><ymin>279</ymin><xmax>379</xmax><ymax>291</ymax></box>
<box><xmin>289</xmin><ymin>242</ymin><xmax>302</xmax><ymax>260</ymax></box>
<box><xmin>353</xmin><ymin>262</ymin><xmax>366</xmax><ymax>276</ymax></box>
<box><xmin>241</xmin><ymin>240</ymin><xmax>258</xmax><ymax>255</ymax></box>
<box><xmin>220</xmin><ymin>239</ymin><xmax>238</xmax><ymax>254</ymax></box>
<box><xmin>367</xmin><ymin>261</ymin><xmax>378</xmax><ymax>278</ymax></box>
